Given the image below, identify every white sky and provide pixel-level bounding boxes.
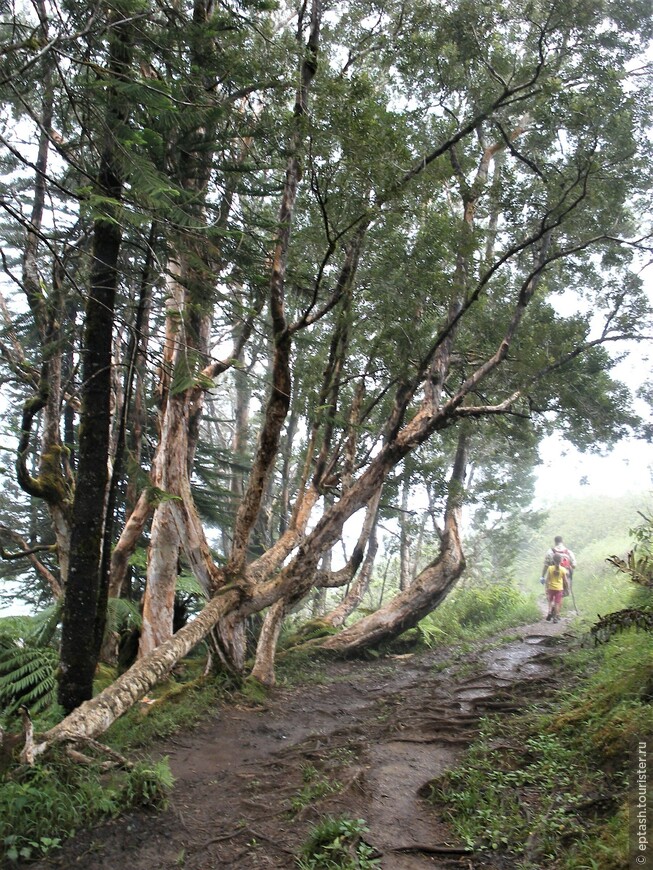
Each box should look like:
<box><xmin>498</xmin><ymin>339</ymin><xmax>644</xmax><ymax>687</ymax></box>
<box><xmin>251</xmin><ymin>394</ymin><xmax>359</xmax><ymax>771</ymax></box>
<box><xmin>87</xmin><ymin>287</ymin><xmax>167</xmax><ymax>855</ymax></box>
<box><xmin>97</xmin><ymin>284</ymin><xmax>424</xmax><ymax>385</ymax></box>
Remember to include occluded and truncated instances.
<box><xmin>534</xmin><ymin>433</ymin><xmax>652</xmax><ymax>506</ymax></box>
<box><xmin>534</xmin><ymin>328</ymin><xmax>653</xmax><ymax>507</ymax></box>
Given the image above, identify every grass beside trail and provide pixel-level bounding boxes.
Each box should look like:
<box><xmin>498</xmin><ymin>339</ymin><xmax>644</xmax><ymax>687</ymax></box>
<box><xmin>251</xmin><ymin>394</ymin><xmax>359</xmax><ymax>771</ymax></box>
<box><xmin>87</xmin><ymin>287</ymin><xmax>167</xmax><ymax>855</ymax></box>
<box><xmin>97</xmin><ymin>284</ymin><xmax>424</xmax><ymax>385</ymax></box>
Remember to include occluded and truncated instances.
<box><xmin>0</xmin><ymin>660</ymin><xmax>235</xmax><ymax>865</ymax></box>
<box><xmin>429</xmin><ymin>619</ymin><xmax>653</xmax><ymax>869</ymax></box>
<box><xmin>409</xmin><ymin>581</ymin><xmax>542</xmax><ymax>649</ymax></box>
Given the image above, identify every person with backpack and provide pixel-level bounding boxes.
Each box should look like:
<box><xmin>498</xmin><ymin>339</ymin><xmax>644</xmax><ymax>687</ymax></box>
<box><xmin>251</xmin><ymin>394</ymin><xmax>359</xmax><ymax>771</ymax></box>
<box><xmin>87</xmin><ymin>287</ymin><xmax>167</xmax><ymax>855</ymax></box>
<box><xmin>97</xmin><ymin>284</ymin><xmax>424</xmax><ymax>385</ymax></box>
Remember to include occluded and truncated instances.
<box><xmin>541</xmin><ymin>535</ymin><xmax>576</xmax><ymax>593</ymax></box>
<box><xmin>542</xmin><ymin>551</ymin><xmax>570</xmax><ymax>623</ymax></box>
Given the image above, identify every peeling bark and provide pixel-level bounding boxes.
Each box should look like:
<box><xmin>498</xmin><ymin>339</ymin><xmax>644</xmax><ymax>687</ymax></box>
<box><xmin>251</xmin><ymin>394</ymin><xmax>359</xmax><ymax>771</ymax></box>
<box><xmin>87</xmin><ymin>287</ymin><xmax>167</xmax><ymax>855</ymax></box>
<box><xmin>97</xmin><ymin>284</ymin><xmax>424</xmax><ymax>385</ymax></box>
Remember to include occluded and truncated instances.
<box><xmin>139</xmin><ymin>501</ymin><xmax>180</xmax><ymax>655</ymax></box>
<box><xmin>249</xmin><ymin>599</ymin><xmax>286</xmax><ymax>686</ymax></box>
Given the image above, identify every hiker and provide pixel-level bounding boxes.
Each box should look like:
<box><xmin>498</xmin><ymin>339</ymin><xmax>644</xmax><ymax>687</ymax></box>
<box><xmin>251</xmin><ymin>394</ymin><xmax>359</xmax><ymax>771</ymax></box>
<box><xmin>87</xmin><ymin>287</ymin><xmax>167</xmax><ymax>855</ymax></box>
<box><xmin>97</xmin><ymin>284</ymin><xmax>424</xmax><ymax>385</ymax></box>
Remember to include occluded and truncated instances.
<box><xmin>542</xmin><ymin>552</ymin><xmax>569</xmax><ymax>623</ymax></box>
<box><xmin>542</xmin><ymin>535</ymin><xmax>576</xmax><ymax>593</ymax></box>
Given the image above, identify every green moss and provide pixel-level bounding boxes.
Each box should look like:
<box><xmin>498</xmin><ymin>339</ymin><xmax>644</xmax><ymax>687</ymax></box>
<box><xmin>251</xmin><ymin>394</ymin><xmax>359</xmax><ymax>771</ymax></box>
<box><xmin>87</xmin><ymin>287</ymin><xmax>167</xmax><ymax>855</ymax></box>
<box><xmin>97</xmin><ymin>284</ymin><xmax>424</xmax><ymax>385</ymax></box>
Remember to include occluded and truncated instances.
<box><xmin>240</xmin><ymin>675</ymin><xmax>269</xmax><ymax>704</ymax></box>
<box><xmin>38</xmin><ymin>446</ymin><xmax>74</xmax><ymax>505</ymax></box>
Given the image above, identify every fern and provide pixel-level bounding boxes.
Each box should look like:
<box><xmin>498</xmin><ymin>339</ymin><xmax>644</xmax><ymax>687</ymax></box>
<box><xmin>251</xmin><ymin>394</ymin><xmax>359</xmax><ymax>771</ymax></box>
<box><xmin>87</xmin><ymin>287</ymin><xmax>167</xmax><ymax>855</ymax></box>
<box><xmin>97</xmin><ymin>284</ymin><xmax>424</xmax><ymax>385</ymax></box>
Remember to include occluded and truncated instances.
<box><xmin>0</xmin><ymin>646</ymin><xmax>58</xmax><ymax>717</ymax></box>
<box><xmin>106</xmin><ymin>596</ymin><xmax>142</xmax><ymax>632</ymax></box>
<box><xmin>25</xmin><ymin>602</ymin><xmax>62</xmax><ymax>647</ymax></box>
<box><xmin>0</xmin><ymin>615</ymin><xmax>35</xmax><ymax>643</ymax></box>
<box><xmin>176</xmin><ymin>572</ymin><xmax>207</xmax><ymax>601</ymax></box>
<box><xmin>0</xmin><ymin>604</ymin><xmax>61</xmax><ymax>648</ymax></box>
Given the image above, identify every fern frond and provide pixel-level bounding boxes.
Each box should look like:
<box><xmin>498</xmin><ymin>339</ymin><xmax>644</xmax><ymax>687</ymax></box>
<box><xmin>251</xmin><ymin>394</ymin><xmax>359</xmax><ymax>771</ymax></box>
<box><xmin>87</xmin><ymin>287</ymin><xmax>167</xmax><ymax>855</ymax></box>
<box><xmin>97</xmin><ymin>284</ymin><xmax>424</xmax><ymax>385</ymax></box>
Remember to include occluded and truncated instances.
<box><xmin>106</xmin><ymin>597</ymin><xmax>142</xmax><ymax>632</ymax></box>
<box><xmin>0</xmin><ymin>615</ymin><xmax>35</xmax><ymax>642</ymax></box>
<box><xmin>0</xmin><ymin>646</ymin><xmax>58</xmax><ymax>718</ymax></box>
<box><xmin>176</xmin><ymin>573</ymin><xmax>207</xmax><ymax>601</ymax></box>
<box><xmin>25</xmin><ymin>602</ymin><xmax>62</xmax><ymax>647</ymax></box>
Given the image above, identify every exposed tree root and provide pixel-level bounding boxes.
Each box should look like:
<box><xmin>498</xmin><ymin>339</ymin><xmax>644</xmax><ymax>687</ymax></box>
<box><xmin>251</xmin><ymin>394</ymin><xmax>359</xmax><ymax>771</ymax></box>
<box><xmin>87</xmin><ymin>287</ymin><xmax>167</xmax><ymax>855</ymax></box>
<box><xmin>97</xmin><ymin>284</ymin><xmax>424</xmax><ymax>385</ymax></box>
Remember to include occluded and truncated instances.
<box><xmin>392</xmin><ymin>843</ymin><xmax>474</xmax><ymax>855</ymax></box>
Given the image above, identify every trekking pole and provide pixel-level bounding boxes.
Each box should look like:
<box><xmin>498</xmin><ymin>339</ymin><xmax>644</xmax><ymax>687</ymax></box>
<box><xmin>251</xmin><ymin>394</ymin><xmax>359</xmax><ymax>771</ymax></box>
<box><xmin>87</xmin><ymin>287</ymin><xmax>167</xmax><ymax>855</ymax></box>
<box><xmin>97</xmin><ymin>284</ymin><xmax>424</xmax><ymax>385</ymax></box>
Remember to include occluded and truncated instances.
<box><xmin>569</xmin><ymin>572</ymin><xmax>580</xmax><ymax>615</ymax></box>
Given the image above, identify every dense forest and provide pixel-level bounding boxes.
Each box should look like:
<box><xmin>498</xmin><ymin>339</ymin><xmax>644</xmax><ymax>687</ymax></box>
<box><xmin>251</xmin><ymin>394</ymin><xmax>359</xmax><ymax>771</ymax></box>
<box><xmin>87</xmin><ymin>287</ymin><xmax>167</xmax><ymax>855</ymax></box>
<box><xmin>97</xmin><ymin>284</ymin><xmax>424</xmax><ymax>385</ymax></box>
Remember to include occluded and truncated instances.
<box><xmin>0</xmin><ymin>0</ymin><xmax>652</xmax><ymax>758</ymax></box>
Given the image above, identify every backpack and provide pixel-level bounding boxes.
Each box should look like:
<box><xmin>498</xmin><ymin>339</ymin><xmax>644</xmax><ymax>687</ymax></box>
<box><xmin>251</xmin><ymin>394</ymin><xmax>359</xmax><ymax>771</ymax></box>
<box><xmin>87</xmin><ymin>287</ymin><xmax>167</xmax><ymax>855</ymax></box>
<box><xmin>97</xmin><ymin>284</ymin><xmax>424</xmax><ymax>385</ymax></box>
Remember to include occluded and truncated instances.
<box><xmin>553</xmin><ymin>545</ymin><xmax>571</xmax><ymax>570</ymax></box>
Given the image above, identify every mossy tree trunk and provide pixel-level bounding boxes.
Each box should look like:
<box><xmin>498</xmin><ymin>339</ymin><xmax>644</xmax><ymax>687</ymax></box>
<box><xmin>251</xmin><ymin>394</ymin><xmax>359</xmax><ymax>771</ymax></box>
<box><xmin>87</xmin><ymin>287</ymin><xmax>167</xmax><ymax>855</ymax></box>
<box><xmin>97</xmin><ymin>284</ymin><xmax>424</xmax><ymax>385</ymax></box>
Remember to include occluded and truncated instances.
<box><xmin>58</xmin><ymin>10</ymin><xmax>132</xmax><ymax>714</ymax></box>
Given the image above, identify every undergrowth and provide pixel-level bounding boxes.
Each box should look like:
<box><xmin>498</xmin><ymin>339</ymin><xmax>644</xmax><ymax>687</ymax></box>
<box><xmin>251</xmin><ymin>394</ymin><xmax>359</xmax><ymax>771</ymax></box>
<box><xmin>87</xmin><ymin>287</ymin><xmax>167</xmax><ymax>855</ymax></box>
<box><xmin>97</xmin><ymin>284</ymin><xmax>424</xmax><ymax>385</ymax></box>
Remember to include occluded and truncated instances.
<box><xmin>296</xmin><ymin>815</ymin><xmax>380</xmax><ymax>869</ymax></box>
<box><xmin>429</xmin><ymin>626</ymin><xmax>653</xmax><ymax>868</ymax></box>
<box><xmin>407</xmin><ymin>582</ymin><xmax>541</xmax><ymax>650</ymax></box>
<box><xmin>0</xmin><ymin>663</ymin><xmax>233</xmax><ymax>865</ymax></box>
<box><xmin>1</xmin><ymin>753</ymin><xmax>174</xmax><ymax>864</ymax></box>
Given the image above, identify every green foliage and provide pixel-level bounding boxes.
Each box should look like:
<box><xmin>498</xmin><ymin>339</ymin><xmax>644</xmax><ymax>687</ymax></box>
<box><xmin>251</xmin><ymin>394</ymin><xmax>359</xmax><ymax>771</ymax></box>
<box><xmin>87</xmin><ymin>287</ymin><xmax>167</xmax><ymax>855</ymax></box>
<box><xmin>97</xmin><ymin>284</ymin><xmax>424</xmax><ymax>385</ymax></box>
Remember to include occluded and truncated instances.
<box><xmin>175</xmin><ymin>572</ymin><xmax>208</xmax><ymax>602</ymax></box>
<box><xmin>0</xmin><ymin>646</ymin><xmax>58</xmax><ymax>720</ymax></box>
<box><xmin>551</xmin><ymin>627</ymin><xmax>653</xmax><ymax>760</ymax></box>
<box><xmin>0</xmin><ymin>669</ymin><xmax>231</xmax><ymax>865</ymax></box>
<box><xmin>281</xmin><ymin>619</ymin><xmax>339</xmax><ymax>648</ymax></box>
<box><xmin>296</xmin><ymin>816</ymin><xmax>380</xmax><ymax>869</ymax></box>
<box><xmin>414</xmin><ymin>582</ymin><xmax>540</xmax><ymax>649</ymax></box>
<box><xmin>106</xmin><ymin>596</ymin><xmax>142</xmax><ymax>632</ymax></box>
<box><xmin>0</xmin><ymin>752</ymin><xmax>174</xmax><ymax>865</ymax></box>
<box><xmin>0</xmin><ymin>604</ymin><xmax>61</xmax><ymax>648</ymax></box>
<box><xmin>432</xmin><ymin>726</ymin><xmax>595</xmax><ymax>855</ymax></box>
<box><xmin>122</xmin><ymin>758</ymin><xmax>174</xmax><ymax>809</ymax></box>
<box><xmin>431</xmin><ymin>626</ymin><xmax>653</xmax><ymax>867</ymax></box>
<box><xmin>0</xmin><ymin>605</ymin><xmax>61</xmax><ymax>724</ymax></box>
<box><xmin>241</xmin><ymin>675</ymin><xmax>268</xmax><ymax>704</ymax></box>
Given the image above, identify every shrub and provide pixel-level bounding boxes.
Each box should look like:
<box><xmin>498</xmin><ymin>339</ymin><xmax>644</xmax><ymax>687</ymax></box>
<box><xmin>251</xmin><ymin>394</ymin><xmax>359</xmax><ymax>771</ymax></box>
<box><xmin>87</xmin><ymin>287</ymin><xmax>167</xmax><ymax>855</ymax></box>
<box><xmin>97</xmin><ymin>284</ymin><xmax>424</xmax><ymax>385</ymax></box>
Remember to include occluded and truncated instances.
<box><xmin>296</xmin><ymin>816</ymin><xmax>379</xmax><ymax>869</ymax></box>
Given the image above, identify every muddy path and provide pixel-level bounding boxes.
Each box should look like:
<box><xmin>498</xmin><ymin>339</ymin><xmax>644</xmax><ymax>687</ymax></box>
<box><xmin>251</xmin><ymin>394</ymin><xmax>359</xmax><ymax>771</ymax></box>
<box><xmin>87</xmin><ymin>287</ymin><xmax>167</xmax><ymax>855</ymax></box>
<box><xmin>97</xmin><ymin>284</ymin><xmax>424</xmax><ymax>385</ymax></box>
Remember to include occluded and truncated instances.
<box><xmin>33</xmin><ymin>616</ymin><xmax>571</xmax><ymax>870</ymax></box>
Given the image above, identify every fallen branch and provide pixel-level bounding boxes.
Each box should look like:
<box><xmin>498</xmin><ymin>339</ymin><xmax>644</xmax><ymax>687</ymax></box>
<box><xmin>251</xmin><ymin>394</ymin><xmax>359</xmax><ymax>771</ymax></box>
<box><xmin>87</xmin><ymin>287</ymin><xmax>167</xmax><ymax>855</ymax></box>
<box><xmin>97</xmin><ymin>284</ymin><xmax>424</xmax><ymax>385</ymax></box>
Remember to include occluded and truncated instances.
<box><xmin>19</xmin><ymin>727</ymin><xmax>132</xmax><ymax>768</ymax></box>
<box><xmin>19</xmin><ymin>707</ymin><xmax>35</xmax><ymax>766</ymax></box>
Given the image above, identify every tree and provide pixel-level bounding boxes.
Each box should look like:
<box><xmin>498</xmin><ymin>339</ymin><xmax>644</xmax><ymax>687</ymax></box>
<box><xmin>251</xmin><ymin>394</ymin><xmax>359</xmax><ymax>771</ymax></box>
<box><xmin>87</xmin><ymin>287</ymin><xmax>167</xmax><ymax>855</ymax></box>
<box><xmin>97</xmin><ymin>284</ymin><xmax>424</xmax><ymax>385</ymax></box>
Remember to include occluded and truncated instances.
<box><xmin>0</xmin><ymin>0</ymin><xmax>652</xmax><ymax>745</ymax></box>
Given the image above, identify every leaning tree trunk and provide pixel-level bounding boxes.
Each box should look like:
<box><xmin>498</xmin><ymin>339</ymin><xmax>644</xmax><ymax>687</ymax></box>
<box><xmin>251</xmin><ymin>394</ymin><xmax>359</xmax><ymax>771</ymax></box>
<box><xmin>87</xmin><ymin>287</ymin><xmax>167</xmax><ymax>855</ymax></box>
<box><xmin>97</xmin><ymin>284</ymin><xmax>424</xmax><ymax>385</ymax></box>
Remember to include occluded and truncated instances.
<box><xmin>28</xmin><ymin>587</ymin><xmax>242</xmax><ymax>760</ymax></box>
<box><xmin>319</xmin><ymin>433</ymin><xmax>468</xmax><ymax>654</ymax></box>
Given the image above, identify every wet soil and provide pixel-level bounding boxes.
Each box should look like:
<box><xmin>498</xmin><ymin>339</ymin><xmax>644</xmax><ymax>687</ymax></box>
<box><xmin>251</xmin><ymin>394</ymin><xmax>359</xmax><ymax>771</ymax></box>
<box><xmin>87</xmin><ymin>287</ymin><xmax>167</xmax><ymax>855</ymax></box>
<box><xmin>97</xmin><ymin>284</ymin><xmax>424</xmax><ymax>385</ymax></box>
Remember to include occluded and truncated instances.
<box><xmin>32</xmin><ymin>614</ymin><xmax>572</xmax><ymax>870</ymax></box>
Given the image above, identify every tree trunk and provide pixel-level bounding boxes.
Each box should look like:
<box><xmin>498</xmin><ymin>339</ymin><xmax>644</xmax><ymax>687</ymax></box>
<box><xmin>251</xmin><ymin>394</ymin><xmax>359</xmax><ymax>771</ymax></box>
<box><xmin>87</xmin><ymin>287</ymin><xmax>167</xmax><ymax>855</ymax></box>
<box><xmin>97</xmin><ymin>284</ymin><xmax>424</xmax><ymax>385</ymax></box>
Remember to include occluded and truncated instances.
<box><xmin>33</xmin><ymin>588</ymin><xmax>242</xmax><ymax>756</ymax></box>
<box><xmin>139</xmin><ymin>501</ymin><xmax>180</xmax><ymax>654</ymax></box>
<box><xmin>58</xmin><ymin>9</ymin><xmax>132</xmax><ymax>711</ymax></box>
<box><xmin>323</xmin><ymin>507</ymin><xmax>380</xmax><ymax>628</ymax></box>
<box><xmin>249</xmin><ymin>599</ymin><xmax>286</xmax><ymax>686</ymax></box>
<box><xmin>320</xmin><ymin>433</ymin><xmax>468</xmax><ymax>654</ymax></box>
<box><xmin>398</xmin><ymin>477</ymin><xmax>412</xmax><ymax>591</ymax></box>
<box><xmin>137</xmin><ymin>260</ymin><xmax>189</xmax><ymax>656</ymax></box>
<box><xmin>107</xmin><ymin>224</ymin><xmax>155</xmax><ymax>601</ymax></box>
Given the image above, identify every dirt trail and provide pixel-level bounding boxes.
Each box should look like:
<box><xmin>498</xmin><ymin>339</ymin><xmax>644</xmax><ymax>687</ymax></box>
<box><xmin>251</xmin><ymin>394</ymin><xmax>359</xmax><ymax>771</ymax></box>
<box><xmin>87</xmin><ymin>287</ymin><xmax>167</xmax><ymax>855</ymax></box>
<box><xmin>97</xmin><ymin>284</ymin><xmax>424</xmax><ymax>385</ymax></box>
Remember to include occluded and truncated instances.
<box><xmin>33</xmin><ymin>615</ymin><xmax>571</xmax><ymax>870</ymax></box>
